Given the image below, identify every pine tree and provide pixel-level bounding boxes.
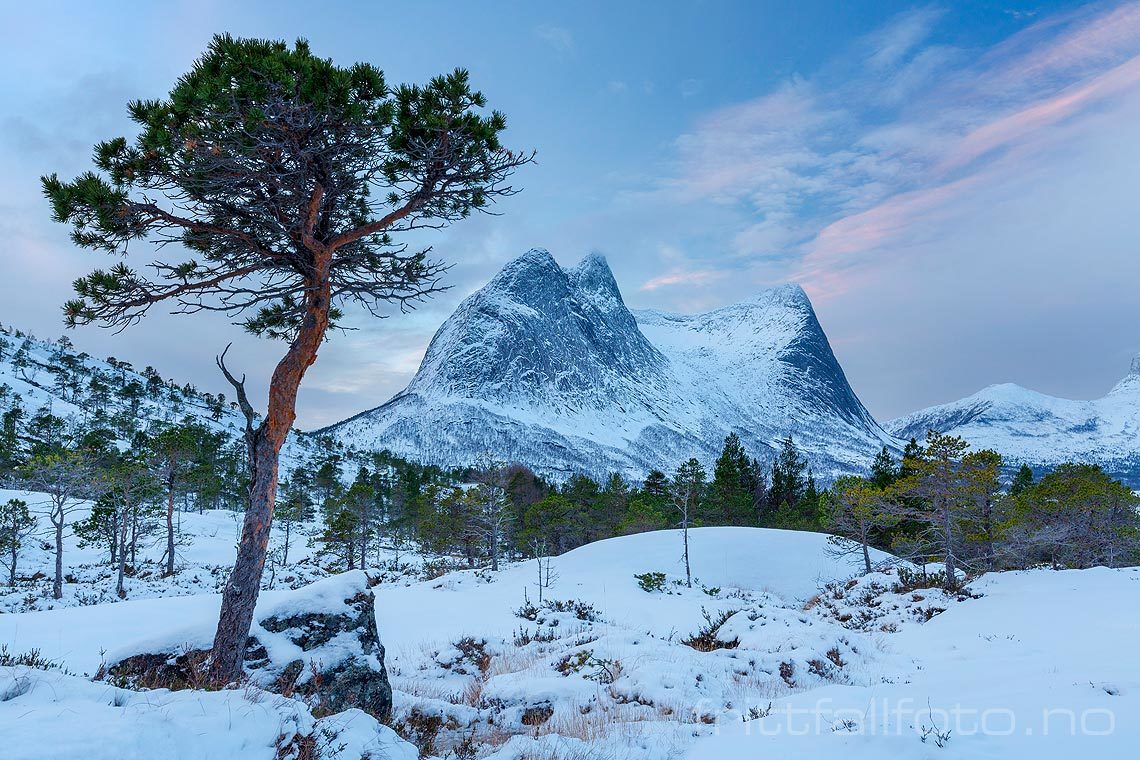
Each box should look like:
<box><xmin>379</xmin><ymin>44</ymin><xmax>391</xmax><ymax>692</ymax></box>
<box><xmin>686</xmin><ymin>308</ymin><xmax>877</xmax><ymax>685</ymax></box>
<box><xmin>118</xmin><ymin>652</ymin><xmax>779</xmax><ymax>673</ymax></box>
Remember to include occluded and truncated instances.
<box><xmin>896</xmin><ymin>431</ymin><xmax>970</xmax><ymax>587</ymax></box>
<box><xmin>43</xmin><ymin>35</ymin><xmax>531</xmax><ymax>684</ymax></box>
<box><xmin>826</xmin><ymin>476</ymin><xmax>900</xmax><ymax>574</ymax></box>
<box><xmin>0</xmin><ymin>498</ymin><xmax>36</xmax><ymax>587</ymax></box>
<box><xmin>869</xmin><ymin>446</ymin><xmax>898</xmax><ymax>489</ymax></box>
<box><xmin>960</xmin><ymin>449</ymin><xmax>1004</xmax><ymax>571</ymax></box>
<box><xmin>899</xmin><ymin>437</ymin><xmax>924</xmax><ymax>478</ymax></box>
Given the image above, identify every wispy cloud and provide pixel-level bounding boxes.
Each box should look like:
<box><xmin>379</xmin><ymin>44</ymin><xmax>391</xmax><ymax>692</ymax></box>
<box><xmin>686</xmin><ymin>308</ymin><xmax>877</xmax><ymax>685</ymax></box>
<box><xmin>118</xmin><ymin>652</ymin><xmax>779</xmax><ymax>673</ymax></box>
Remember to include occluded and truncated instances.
<box><xmin>662</xmin><ymin>1</ymin><xmax>1140</xmax><ymax>299</ymax></box>
<box><xmin>640</xmin><ymin>268</ymin><xmax>726</xmax><ymax>291</ymax></box>
<box><xmin>534</xmin><ymin>24</ymin><xmax>574</xmax><ymax>54</ymax></box>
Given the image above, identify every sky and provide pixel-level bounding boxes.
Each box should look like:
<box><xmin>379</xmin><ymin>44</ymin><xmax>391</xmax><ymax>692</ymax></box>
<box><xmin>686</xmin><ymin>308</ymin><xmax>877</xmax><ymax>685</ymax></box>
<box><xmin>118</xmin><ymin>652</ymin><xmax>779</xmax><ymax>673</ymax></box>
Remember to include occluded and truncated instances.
<box><xmin>3</xmin><ymin>0</ymin><xmax>1140</xmax><ymax>429</ymax></box>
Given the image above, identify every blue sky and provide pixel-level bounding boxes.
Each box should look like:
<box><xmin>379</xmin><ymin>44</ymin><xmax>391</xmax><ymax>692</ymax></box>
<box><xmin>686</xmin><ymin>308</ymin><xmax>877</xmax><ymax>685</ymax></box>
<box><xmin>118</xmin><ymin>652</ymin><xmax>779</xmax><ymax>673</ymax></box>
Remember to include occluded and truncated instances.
<box><xmin>4</xmin><ymin>1</ymin><xmax>1140</xmax><ymax>427</ymax></box>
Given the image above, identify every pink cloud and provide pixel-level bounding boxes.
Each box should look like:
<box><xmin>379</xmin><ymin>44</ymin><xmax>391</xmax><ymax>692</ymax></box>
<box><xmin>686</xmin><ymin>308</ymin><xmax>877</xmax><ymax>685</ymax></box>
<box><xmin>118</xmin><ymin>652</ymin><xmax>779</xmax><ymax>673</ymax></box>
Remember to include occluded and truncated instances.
<box><xmin>640</xmin><ymin>269</ymin><xmax>727</xmax><ymax>291</ymax></box>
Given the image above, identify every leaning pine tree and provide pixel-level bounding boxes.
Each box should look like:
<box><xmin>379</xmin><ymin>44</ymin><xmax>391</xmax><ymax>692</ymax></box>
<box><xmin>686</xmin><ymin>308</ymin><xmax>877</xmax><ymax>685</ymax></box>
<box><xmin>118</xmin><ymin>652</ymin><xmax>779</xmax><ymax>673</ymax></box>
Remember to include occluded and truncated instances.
<box><xmin>42</xmin><ymin>35</ymin><xmax>531</xmax><ymax>685</ymax></box>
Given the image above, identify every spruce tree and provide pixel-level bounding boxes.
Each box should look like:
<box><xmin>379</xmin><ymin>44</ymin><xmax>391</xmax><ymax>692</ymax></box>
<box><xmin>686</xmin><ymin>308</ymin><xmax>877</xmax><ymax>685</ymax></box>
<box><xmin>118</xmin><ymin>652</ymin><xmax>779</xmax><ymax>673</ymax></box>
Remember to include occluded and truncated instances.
<box><xmin>43</xmin><ymin>35</ymin><xmax>531</xmax><ymax>684</ymax></box>
<box><xmin>771</xmin><ymin>436</ymin><xmax>807</xmax><ymax>511</ymax></box>
<box><xmin>711</xmin><ymin>432</ymin><xmax>753</xmax><ymax>525</ymax></box>
<box><xmin>869</xmin><ymin>446</ymin><xmax>898</xmax><ymax>489</ymax></box>
<box><xmin>1008</xmin><ymin>464</ymin><xmax>1035</xmax><ymax>496</ymax></box>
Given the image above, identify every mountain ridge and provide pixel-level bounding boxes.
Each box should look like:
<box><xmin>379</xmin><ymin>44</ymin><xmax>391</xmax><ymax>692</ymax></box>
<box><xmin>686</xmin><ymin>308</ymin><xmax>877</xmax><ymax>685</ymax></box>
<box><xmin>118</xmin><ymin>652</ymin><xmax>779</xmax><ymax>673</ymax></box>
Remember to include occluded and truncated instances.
<box><xmin>887</xmin><ymin>356</ymin><xmax>1140</xmax><ymax>483</ymax></box>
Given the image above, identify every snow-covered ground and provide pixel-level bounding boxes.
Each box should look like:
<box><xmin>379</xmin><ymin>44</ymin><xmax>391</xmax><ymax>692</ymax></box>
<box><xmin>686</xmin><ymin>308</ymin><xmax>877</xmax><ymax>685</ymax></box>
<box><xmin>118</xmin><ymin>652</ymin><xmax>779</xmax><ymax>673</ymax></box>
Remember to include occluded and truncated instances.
<box><xmin>3</xmin><ymin>520</ymin><xmax>1136</xmax><ymax>759</ymax></box>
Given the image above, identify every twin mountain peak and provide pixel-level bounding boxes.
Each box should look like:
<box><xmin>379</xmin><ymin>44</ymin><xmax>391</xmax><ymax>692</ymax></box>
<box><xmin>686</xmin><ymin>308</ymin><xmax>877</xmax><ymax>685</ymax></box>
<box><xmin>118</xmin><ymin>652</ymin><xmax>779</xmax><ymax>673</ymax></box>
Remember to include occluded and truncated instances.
<box><xmin>325</xmin><ymin>249</ymin><xmax>892</xmax><ymax>479</ymax></box>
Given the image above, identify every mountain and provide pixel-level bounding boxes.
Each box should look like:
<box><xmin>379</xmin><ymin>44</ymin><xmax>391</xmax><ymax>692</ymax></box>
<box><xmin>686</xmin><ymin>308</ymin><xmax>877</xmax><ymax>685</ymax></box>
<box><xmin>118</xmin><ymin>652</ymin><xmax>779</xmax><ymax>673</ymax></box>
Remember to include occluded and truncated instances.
<box><xmin>323</xmin><ymin>249</ymin><xmax>893</xmax><ymax>479</ymax></box>
<box><xmin>887</xmin><ymin>356</ymin><xmax>1140</xmax><ymax>483</ymax></box>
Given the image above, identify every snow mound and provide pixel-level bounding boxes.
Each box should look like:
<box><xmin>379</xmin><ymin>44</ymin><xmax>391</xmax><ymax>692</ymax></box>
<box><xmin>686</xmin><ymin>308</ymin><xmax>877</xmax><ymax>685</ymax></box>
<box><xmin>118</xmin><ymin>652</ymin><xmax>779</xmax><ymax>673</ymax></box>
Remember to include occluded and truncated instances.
<box><xmin>0</xmin><ymin>666</ymin><xmax>414</xmax><ymax>760</ymax></box>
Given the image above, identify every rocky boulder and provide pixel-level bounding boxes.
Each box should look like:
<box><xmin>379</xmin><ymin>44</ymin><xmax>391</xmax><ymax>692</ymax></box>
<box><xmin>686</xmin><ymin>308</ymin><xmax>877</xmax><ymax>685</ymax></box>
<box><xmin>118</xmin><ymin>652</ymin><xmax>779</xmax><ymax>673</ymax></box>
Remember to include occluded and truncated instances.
<box><xmin>102</xmin><ymin>571</ymin><xmax>392</xmax><ymax>721</ymax></box>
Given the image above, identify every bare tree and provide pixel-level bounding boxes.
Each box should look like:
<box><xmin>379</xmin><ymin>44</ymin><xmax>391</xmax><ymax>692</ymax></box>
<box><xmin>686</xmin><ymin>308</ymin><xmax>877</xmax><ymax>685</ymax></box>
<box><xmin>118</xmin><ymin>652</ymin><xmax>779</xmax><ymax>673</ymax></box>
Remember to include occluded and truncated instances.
<box><xmin>20</xmin><ymin>450</ymin><xmax>95</xmax><ymax>599</ymax></box>
<box><xmin>671</xmin><ymin>458</ymin><xmax>706</xmax><ymax>588</ymax></box>
<box><xmin>530</xmin><ymin>538</ymin><xmax>558</xmax><ymax>604</ymax></box>
<box><xmin>472</xmin><ymin>455</ymin><xmax>512</xmax><ymax>571</ymax></box>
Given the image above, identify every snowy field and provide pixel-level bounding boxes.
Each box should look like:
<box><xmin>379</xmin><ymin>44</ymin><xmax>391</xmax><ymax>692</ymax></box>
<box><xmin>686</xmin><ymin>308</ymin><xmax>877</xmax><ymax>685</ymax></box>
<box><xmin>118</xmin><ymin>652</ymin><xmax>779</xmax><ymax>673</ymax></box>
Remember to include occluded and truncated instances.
<box><xmin>1</xmin><ymin>516</ymin><xmax>1138</xmax><ymax>759</ymax></box>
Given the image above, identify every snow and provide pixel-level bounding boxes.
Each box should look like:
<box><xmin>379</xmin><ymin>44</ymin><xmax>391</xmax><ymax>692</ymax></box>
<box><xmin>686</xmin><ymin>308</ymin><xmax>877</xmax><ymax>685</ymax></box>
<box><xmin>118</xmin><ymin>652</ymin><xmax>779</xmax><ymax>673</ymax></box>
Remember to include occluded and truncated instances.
<box><xmin>2</xmin><ymin>524</ymin><xmax>1138</xmax><ymax>758</ymax></box>
<box><xmin>0</xmin><ymin>666</ymin><xmax>414</xmax><ymax>760</ymax></box>
<box><xmin>322</xmin><ymin>250</ymin><xmax>894</xmax><ymax>481</ymax></box>
<box><xmin>686</xmin><ymin>567</ymin><xmax>1140</xmax><ymax>760</ymax></box>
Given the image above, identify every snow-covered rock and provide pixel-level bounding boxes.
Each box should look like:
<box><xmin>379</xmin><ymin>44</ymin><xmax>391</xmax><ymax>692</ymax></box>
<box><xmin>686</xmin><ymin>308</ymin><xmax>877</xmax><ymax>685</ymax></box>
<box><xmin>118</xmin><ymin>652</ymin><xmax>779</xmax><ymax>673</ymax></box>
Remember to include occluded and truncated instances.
<box><xmin>322</xmin><ymin>249</ymin><xmax>894</xmax><ymax>480</ymax></box>
<box><xmin>888</xmin><ymin>355</ymin><xmax>1140</xmax><ymax>484</ymax></box>
<box><xmin>101</xmin><ymin>570</ymin><xmax>393</xmax><ymax>721</ymax></box>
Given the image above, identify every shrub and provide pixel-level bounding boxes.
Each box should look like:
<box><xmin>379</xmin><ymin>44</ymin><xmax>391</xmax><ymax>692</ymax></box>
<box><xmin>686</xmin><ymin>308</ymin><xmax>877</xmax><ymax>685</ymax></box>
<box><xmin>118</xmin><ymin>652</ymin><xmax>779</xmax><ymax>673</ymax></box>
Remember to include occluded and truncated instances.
<box><xmin>0</xmin><ymin>644</ymin><xmax>67</xmax><ymax>673</ymax></box>
<box><xmin>513</xmin><ymin>626</ymin><xmax>558</xmax><ymax>647</ymax></box>
<box><xmin>543</xmin><ymin>599</ymin><xmax>599</xmax><ymax>622</ymax></box>
<box><xmin>634</xmin><ymin>572</ymin><xmax>667</xmax><ymax>593</ymax></box>
<box><xmin>554</xmin><ymin>650</ymin><xmax>593</xmax><ymax>676</ymax></box>
<box><xmin>681</xmin><ymin>608</ymin><xmax>740</xmax><ymax>652</ymax></box>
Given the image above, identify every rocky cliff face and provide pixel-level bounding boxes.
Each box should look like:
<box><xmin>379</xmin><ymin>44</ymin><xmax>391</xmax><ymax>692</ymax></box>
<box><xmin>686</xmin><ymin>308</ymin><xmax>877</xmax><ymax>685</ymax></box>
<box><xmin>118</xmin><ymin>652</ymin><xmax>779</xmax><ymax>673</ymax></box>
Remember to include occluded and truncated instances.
<box><xmin>324</xmin><ymin>249</ymin><xmax>894</xmax><ymax>480</ymax></box>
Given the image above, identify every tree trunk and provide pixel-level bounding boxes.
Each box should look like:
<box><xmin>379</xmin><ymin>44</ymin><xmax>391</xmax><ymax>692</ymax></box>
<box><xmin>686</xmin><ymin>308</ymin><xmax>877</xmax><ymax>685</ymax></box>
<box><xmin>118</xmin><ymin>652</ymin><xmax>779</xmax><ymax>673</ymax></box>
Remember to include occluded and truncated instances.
<box><xmin>165</xmin><ymin>469</ymin><xmax>176</xmax><ymax>577</ymax></box>
<box><xmin>682</xmin><ymin>519</ymin><xmax>692</xmax><ymax>588</ymax></box>
<box><xmin>53</xmin><ymin>505</ymin><xmax>63</xmax><ymax>600</ymax></box>
<box><xmin>8</xmin><ymin>519</ymin><xmax>16</xmax><ymax>587</ymax></box>
<box><xmin>857</xmin><ymin>515</ymin><xmax>872</xmax><ymax>575</ymax></box>
<box><xmin>941</xmin><ymin>499</ymin><xmax>956</xmax><ymax>589</ymax></box>
<box><xmin>207</xmin><ymin>272</ymin><xmax>331</xmax><ymax>686</ymax></box>
<box><xmin>282</xmin><ymin>521</ymin><xmax>291</xmax><ymax>567</ymax></box>
<box><xmin>116</xmin><ymin>502</ymin><xmax>130</xmax><ymax>599</ymax></box>
<box><xmin>360</xmin><ymin>513</ymin><xmax>368</xmax><ymax>571</ymax></box>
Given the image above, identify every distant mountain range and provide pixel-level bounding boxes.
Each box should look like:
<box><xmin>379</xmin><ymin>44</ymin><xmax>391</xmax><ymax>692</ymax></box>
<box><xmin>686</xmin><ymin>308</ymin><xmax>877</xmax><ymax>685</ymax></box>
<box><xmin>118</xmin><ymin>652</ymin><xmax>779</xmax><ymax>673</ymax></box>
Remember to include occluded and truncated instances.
<box><xmin>321</xmin><ymin>249</ymin><xmax>895</xmax><ymax>480</ymax></box>
<box><xmin>887</xmin><ymin>356</ymin><xmax>1140</xmax><ymax>483</ymax></box>
<box><xmin>6</xmin><ymin>249</ymin><xmax>1138</xmax><ymax>485</ymax></box>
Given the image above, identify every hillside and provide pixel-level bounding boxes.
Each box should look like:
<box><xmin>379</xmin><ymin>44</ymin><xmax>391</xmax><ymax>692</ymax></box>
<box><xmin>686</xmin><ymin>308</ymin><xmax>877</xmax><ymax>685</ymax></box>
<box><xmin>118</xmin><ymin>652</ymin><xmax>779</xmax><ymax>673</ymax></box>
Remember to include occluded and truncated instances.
<box><xmin>0</xmin><ymin>326</ymin><xmax>313</xmax><ymax>469</ymax></box>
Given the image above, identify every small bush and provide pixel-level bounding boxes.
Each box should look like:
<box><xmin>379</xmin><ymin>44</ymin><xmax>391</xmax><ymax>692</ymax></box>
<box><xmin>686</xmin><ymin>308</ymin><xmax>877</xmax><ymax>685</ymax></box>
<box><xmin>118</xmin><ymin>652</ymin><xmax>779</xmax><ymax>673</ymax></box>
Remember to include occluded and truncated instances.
<box><xmin>634</xmin><ymin>572</ymin><xmax>667</xmax><ymax>593</ymax></box>
<box><xmin>0</xmin><ymin>644</ymin><xmax>67</xmax><ymax>673</ymax></box>
<box><xmin>448</xmin><ymin>637</ymin><xmax>491</xmax><ymax>676</ymax></box>
<box><xmin>513</xmin><ymin>626</ymin><xmax>558</xmax><ymax>646</ymax></box>
<box><xmin>681</xmin><ymin>608</ymin><xmax>740</xmax><ymax>652</ymax></box>
<box><xmin>586</xmin><ymin>657</ymin><xmax>622</xmax><ymax>684</ymax></box>
<box><xmin>394</xmin><ymin>707</ymin><xmax>444</xmax><ymax>756</ymax></box>
<box><xmin>554</xmin><ymin>650</ymin><xmax>593</xmax><ymax>676</ymax></box>
<box><xmin>543</xmin><ymin>599</ymin><xmax>599</xmax><ymax>622</ymax></box>
<box><xmin>893</xmin><ymin>567</ymin><xmax>951</xmax><ymax>593</ymax></box>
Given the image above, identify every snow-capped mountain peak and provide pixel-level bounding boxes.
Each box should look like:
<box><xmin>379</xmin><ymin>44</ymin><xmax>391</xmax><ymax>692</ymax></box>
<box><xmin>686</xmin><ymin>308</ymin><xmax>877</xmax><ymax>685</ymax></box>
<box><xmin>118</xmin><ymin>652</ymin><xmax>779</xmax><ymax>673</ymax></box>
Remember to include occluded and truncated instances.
<box><xmin>888</xmin><ymin>355</ymin><xmax>1140</xmax><ymax>483</ymax></box>
<box><xmin>324</xmin><ymin>251</ymin><xmax>891</xmax><ymax>479</ymax></box>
